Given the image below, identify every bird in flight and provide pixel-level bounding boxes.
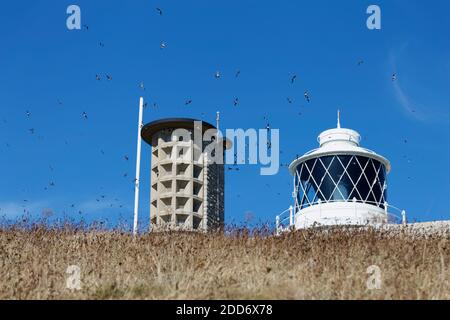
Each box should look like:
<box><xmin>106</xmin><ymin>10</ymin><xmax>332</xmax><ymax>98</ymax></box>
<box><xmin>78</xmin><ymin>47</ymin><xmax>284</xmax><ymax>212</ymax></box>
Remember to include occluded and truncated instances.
<box><xmin>83</xmin><ymin>25</ymin><xmax>89</xmax><ymax>31</ymax></box>
<box><xmin>160</xmin><ymin>42</ymin><xmax>166</xmax><ymax>49</ymax></box>
<box><xmin>357</xmin><ymin>60</ymin><xmax>364</xmax><ymax>66</ymax></box>
<box><xmin>233</xmin><ymin>97</ymin><xmax>239</xmax><ymax>107</ymax></box>
<box><xmin>124</xmin><ymin>155</ymin><xmax>129</xmax><ymax>161</ymax></box>
<box><xmin>156</xmin><ymin>7</ymin><xmax>163</xmax><ymax>15</ymax></box>
<box><xmin>291</xmin><ymin>74</ymin><xmax>297</xmax><ymax>84</ymax></box>
<box><xmin>26</xmin><ymin>110</ymin><xmax>31</xmax><ymax>117</ymax></box>
<box><xmin>82</xmin><ymin>112</ymin><xmax>88</xmax><ymax>120</ymax></box>
<box><xmin>215</xmin><ymin>71</ymin><xmax>221</xmax><ymax>79</ymax></box>
<box><xmin>139</xmin><ymin>82</ymin><xmax>145</xmax><ymax>90</ymax></box>
<box><xmin>392</xmin><ymin>73</ymin><xmax>397</xmax><ymax>81</ymax></box>
<box><xmin>304</xmin><ymin>91</ymin><xmax>311</xmax><ymax>103</ymax></box>
<box><xmin>106</xmin><ymin>74</ymin><xmax>112</xmax><ymax>81</ymax></box>
<box><xmin>95</xmin><ymin>74</ymin><xmax>101</xmax><ymax>81</ymax></box>
<box><xmin>286</xmin><ymin>97</ymin><xmax>293</xmax><ymax>104</ymax></box>
<box><xmin>185</xmin><ymin>99</ymin><xmax>193</xmax><ymax>106</ymax></box>
<box><xmin>29</xmin><ymin>128</ymin><xmax>35</xmax><ymax>134</ymax></box>
<box><xmin>99</xmin><ymin>42</ymin><xmax>105</xmax><ymax>47</ymax></box>
<box><xmin>235</xmin><ymin>69</ymin><xmax>241</xmax><ymax>78</ymax></box>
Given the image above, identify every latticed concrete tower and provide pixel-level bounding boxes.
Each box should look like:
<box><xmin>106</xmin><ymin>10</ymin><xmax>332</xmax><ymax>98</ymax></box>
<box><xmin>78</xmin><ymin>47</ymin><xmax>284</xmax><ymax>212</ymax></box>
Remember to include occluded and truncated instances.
<box><xmin>141</xmin><ymin>118</ymin><xmax>227</xmax><ymax>232</ymax></box>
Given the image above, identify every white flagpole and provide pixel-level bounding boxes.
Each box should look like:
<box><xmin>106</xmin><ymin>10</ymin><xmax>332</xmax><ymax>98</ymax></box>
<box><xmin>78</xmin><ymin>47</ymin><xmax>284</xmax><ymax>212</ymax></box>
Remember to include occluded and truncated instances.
<box><xmin>133</xmin><ymin>97</ymin><xmax>144</xmax><ymax>235</ymax></box>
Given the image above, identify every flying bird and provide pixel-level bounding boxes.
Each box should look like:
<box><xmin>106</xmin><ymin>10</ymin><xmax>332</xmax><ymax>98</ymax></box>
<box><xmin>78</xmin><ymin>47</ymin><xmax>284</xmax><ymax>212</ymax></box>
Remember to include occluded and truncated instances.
<box><xmin>82</xmin><ymin>112</ymin><xmax>88</xmax><ymax>119</ymax></box>
<box><xmin>304</xmin><ymin>91</ymin><xmax>311</xmax><ymax>103</ymax></box>
<box><xmin>215</xmin><ymin>71</ymin><xmax>221</xmax><ymax>79</ymax></box>
<box><xmin>357</xmin><ymin>60</ymin><xmax>364</xmax><ymax>66</ymax></box>
<box><xmin>392</xmin><ymin>73</ymin><xmax>397</xmax><ymax>81</ymax></box>
<box><xmin>235</xmin><ymin>69</ymin><xmax>241</xmax><ymax>78</ymax></box>
<box><xmin>156</xmin><ymin>7</ymin><xmax>163</xmax><ymax>15</ymax></box>
<box><xmin>106</xmin><ymin>74</ymin><xmax>112</xmax><ymax>81</ymax></box>
<box><xmin>95</xmin><ymin>74</ymin><xmax>101</xmax><ymax>81</ymax></box>
<box><xmin>286</xmin><ymin>97</ymin><xmax>293</xmax><ymax>104</ymax></box>
<box><xmin>124</xmin><ymin>155</ymin><xmax>129</xmax><ymax>161</ymax></box>
<box><xmin>160</xmin><ymin>42</ymin><xmax>166</xmax><ymax>49</ymax></box>
<box><xmin>26</xmin><ymin>110</ymin><xmax>31</xmax><ymax>117</ymax></box>
<box><xmin>29</xmin><ymin>128</ymin><xmax>35</xmax><ymax>134</ymax></box>
<box><xmin>139</xmin><ymin>82</ymin><xmax>145</xmax><ymax>90</ymax></box>
<box><xmin>233</xmin><ymin>97</ymin><xmax>239</xmax><ymax>107</ymax></box>
<box><xmin>99</xmin><ymin>42</ymin><xmax>105</xmax><ymax>47</ymax></box>
<box><xmin>291</xmin><ymin>74</ymin><xmax>297</xmax><ymax>84</ymax></box>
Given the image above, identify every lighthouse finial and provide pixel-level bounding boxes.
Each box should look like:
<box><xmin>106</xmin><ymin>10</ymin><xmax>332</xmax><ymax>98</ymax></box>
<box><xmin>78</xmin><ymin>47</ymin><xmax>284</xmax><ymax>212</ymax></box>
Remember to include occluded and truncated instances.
<box><xmin>337</xmin><ymin>109</ymin><xmax>341</xmax><ymax>128</ymax></box>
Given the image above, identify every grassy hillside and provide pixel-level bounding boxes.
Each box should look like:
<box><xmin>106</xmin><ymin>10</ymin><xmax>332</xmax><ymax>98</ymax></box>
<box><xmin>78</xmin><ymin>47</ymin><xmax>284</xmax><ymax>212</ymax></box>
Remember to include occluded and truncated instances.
<box><xmin>1</xmin><ymin>225</ymin><xmax>449</xmax><ymax>299</ymax></box>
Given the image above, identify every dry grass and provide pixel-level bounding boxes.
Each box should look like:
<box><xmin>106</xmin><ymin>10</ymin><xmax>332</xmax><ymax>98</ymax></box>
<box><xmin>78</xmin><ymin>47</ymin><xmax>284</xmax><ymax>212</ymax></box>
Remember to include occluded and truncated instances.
<box><xmin>1</xmin><ymin>223</ymin><xmax>449</xmax><ymax>300</ymax></box>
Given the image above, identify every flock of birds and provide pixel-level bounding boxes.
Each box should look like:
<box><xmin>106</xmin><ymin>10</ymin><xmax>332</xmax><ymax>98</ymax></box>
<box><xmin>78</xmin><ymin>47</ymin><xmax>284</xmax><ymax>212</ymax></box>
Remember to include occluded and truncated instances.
<box><xmin>0</xmin><ymin>6</ymin><xmax>414</xmax><ymax>223</ymax></box>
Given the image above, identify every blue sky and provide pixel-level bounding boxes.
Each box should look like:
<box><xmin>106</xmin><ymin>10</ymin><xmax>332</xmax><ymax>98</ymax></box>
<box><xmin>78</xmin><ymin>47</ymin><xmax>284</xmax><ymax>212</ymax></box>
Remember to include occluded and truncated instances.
<box><xmin>0</xmin><ymin>0</ymin><xmax>449</xmax><ymax>229</ymax></box>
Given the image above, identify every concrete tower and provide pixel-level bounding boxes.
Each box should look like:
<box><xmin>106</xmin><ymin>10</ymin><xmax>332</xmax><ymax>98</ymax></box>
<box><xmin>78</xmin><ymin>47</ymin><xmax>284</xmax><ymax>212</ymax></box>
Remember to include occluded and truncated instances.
<box><xmin>141</xmin><ymin>118</ymin><xmax>227</xmax><ymax>232</ymax></box>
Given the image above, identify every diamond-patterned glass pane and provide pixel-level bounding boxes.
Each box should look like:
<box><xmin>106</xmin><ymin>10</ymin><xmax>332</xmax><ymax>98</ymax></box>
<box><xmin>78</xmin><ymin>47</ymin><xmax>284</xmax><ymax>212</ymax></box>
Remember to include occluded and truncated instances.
<box><xmin>327</xmin><ymin>156</ymin><xmax>346</xmax><ymax>201</ymax></box>
<box><xmin>356</xmin><ymin>174</ymin><xmax>371</xmax><ymax>201</ymax></box>
<box><xmin>315</xmin><ymin>173</ymin><xmax>334</xmax><ymax>202</ymax></box>
<box><xmin>320</xmin><ymin>156</ymin><xmax>334</xmax><ymax>168</ymax></box>
<box><xmin>372</xmin><ymin>183</ymin><xmax>383</xmax><ymax>204</ymax></box>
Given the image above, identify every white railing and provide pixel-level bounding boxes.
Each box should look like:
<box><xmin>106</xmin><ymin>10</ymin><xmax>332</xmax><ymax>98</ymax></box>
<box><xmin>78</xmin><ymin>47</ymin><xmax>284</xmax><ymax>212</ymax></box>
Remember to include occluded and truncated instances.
<box><xmin>275</xmin><ymin>200</ymin><xmax>407</xmax><ymax>235</ymax></box>
<box><xmin>275</xmin><ymin>206</ymin><xmax>294</xmax><ymax>235</ymax></box>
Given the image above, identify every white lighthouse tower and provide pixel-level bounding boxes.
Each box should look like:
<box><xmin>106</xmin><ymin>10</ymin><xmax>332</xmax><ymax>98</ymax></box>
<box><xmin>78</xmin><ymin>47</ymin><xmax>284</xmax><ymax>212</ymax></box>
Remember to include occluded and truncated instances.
<box><xmin>279</xmin><ymin>112</ymin><xmax>401</xmax><ymax>231</ymax></box>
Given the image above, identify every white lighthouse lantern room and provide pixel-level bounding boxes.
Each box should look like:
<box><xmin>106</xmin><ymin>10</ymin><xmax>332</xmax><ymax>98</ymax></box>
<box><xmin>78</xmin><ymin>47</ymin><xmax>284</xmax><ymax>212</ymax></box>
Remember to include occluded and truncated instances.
<box><xmin>286</xmin><ymin>112</ymin><xmax>396</xmax><ymax>230</ymax></box>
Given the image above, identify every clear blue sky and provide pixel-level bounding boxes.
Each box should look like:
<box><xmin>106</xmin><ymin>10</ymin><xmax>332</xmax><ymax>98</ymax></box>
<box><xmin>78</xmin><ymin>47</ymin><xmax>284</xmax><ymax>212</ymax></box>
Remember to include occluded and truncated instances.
<box><xmin>1</xmin><ymin>0</ymin><xmax>449</xmax><ymax>229</ymax></box>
